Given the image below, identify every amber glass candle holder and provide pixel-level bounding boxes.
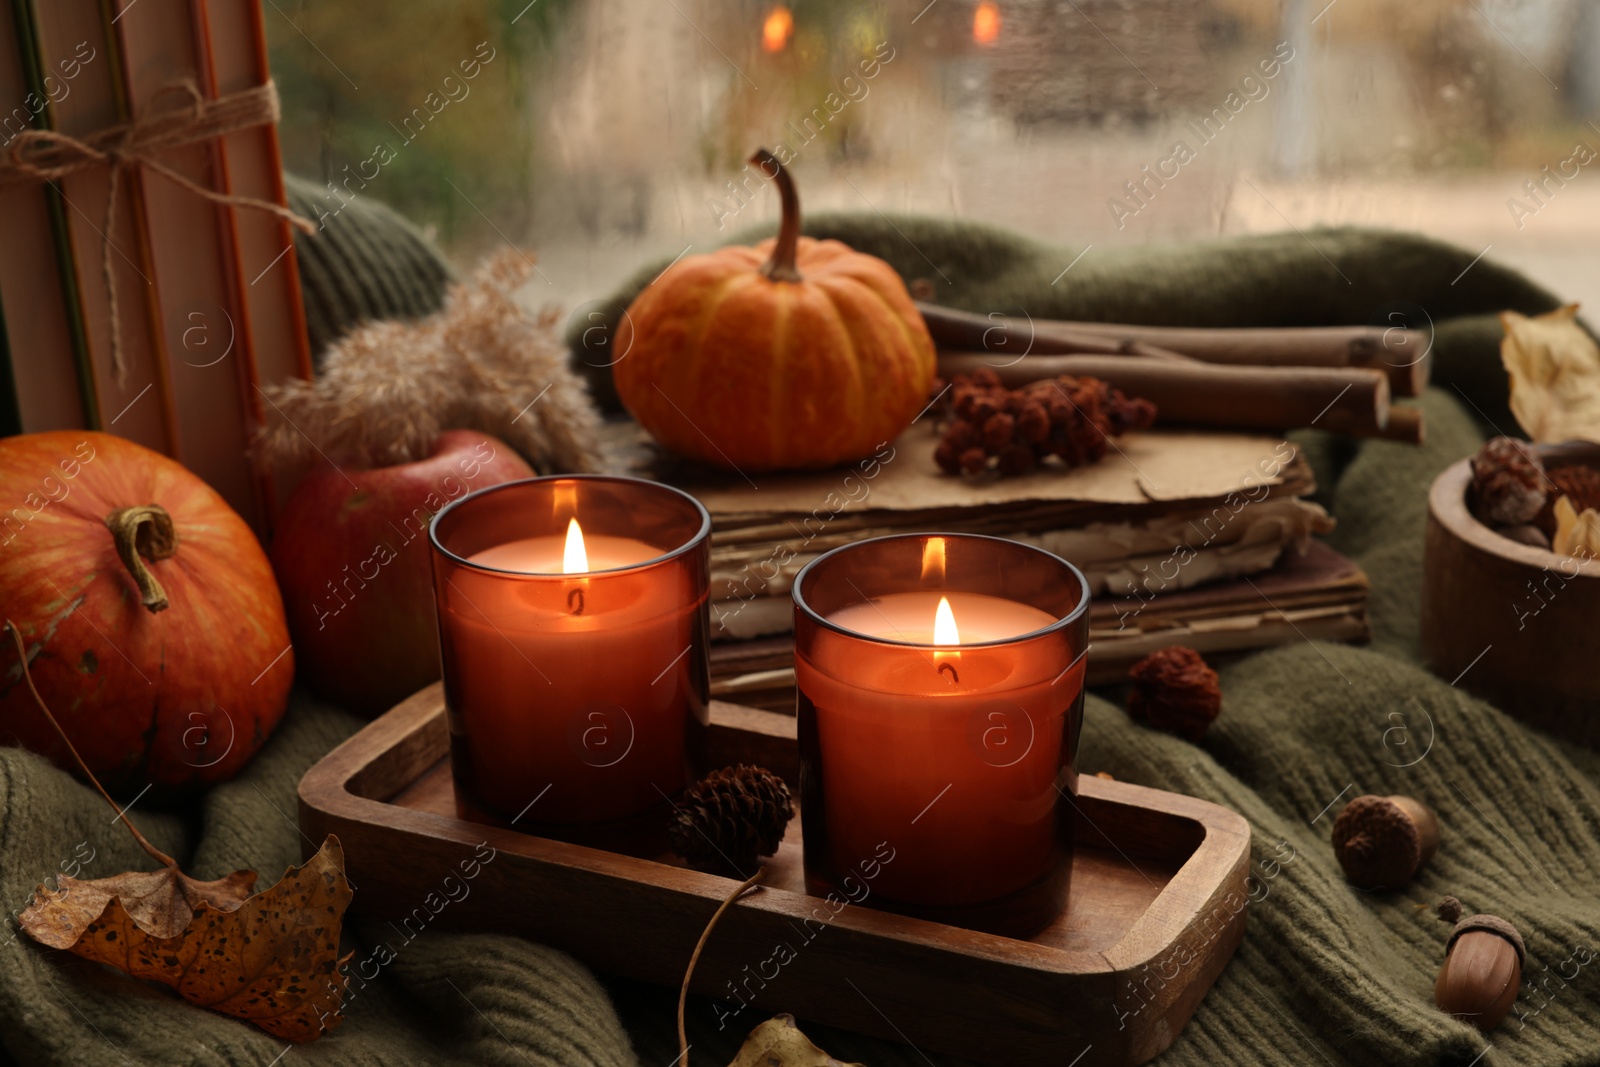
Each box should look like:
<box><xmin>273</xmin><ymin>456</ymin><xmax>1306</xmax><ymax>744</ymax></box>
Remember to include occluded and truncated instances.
<box><xmin>792</xmin><ymin>533</ymin><xmax>1089</xmax><ymax>938</ymax></box>
<box><xmin>429</xmin><ymin>475</ymin><xmax>711</xmax><ymax>855</ymax></box>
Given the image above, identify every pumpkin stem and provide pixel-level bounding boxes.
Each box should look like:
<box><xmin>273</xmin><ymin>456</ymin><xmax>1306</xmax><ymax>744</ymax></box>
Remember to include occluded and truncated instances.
<box><xmin>106</xmin><ymin>505</ymin><xmax>178</xmax><ymax>615</ymax></box>
<box><xmin>750</xmin><ymin>148</ymin><xmax>803</xmax><ymax>283</ymax></box>
<box><xmin>3</xmin><ymin>620</ymin><xmax>180</xmax><ymax>869</ymax></box>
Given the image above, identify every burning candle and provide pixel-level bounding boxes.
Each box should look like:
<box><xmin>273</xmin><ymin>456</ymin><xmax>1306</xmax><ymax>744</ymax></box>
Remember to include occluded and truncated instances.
<box><xmin>793</xmin><ymin>534</ymin><xmax>1088</xmax><ymax>938</ymax></box>
<box><xmin>429</xmin><ymin>476</ymin><xmax>711</xmax><ymax>855</ymax></box>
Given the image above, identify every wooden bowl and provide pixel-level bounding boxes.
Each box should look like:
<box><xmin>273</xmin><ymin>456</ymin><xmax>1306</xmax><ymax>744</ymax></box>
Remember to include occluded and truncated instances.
<box><xmin>1422</xmin><ymin>443</ymin><xmax>1600</xmax><ymax>746</ymax></box>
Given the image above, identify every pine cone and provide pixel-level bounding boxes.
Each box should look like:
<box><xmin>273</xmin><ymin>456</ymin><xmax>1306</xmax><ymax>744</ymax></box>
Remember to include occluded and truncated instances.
<box><xmin>1469</xmin><ymin>437</ymin><xmax>1546</xmax><ymax>526</ymax></box>
<box><xmin>1126</xmin><ymin>646</ymin><xmax>1221</xmax><ymax>742</ymax></box>
<box><xmin>669</xmin><ymin>765</ymin><xmax>794</xmax><ymax>873</ymax></box>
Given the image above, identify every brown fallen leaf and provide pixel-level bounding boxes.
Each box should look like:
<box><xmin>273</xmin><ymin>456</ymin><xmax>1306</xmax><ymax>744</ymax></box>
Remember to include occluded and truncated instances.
<box><xmin>5</xmin><ymin>621</ymin><xmax>353</xmax><ymax>1042</ymax></box>
<box><xmin>21</xmin><ymin>839</ymin><xmax>353</xmax><ymax>1042</ymax></box>
<box><xmin>727</xmin><ymin>1014</ymin><xmax>864</xmax><ymax>1067</ymax></box>
<box><xmin>21</xmin><ymin>866</ymin><xmax>258</xmax><ymax>949</ymax></box>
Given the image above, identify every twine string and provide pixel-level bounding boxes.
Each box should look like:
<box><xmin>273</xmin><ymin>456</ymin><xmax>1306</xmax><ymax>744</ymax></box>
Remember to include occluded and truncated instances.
<box><xmin>0</xmin><ymin>78</ymin><xmax>316</xmax><ymax>384</ymax></box>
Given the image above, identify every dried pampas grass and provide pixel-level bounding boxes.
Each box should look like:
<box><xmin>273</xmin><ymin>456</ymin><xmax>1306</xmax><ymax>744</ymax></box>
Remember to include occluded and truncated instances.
<box><xmin>257</xmin><ymin>250</ymin><xmax>603</xmax><ymax>475</ymax></box>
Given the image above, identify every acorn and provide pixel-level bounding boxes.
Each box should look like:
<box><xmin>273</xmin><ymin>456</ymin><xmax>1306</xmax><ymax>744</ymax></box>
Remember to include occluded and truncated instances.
<box><xmin>1330</xmin><ymin>794</ymin><xmax>1439</xmax><ymax>890</ymax></box>
<box><xmin>1435</xmin><ymin>914</ymin><xmax>1525</xmax><ymax>1032</ymax></box>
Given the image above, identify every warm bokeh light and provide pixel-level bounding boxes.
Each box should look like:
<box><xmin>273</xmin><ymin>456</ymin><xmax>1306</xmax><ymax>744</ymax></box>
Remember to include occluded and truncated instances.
<box><xmin>563</xmin><ymin>517</ymin><xmax>588</xmax><ymax>573</ymax></box>
<box><xmin>933</xmin><ymin>595</ymin><xmax>960</xmax><ymax>646</ymax></box>
<box><xmin>973</xmin><ymin>1</ymin><xmax>1000</xmax><ymax>45</ymax></box>
<box><xmin>762</xmin><ymin>5</ymin><xmax>794</xmax><ymax>53</ymax></box>
<box><xmin>921</xmin><ymin>536</ymin><xmax>946</xmax><ymax>582</ymax></box>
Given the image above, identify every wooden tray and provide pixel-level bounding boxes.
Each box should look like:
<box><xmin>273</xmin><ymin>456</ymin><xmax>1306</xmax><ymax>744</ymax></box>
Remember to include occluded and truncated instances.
<box><xmin>298</xmin><ymin>685</ymin><xmax>1251</xmax><ymax>1067</ymax></box>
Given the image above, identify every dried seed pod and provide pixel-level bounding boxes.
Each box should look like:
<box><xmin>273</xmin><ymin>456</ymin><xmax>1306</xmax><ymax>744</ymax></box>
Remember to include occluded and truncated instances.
<box><xmin>1469</xmin><ymin>437</ymin><xmax>1546</xmax><ymax>526</ymax></box>
<box><xmin>1330</xmin><ymin>794</ymin><xmax>1439</xmax><ymax>890</ymax></box>
<box><xmin>1435</xmin><ymin>914</ymin><xmax>1525</xmax><ymax>1032</ymax></box>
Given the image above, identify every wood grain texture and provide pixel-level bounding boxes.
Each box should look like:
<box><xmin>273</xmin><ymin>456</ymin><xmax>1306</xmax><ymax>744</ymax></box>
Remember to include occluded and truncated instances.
<box><xmin>1422</xmin><ymin>455</ymin><xmax>1600</xmax><ymax>746</ymax></box>
<box><xmin>299</xmin><ymin>685</ymin><xmax>1251</xmax><ymax>1066</ymax></box>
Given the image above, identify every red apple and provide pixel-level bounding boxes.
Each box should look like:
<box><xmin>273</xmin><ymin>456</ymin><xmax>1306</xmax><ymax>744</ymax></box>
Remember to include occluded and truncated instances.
<box><xmin>271</xmin><ymin>430</ymin><xmax>533</xmax><ymax>716</ymax></box>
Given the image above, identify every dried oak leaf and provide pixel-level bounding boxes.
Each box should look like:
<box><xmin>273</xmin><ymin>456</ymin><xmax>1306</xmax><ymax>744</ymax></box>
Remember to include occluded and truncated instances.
<box><xmin>1500</xmin><ymin>305</ymin><xmax>1600</xmax><ymax>444</ymax></box>
<box><xmin>20</xmin><ymin>836</ymin><xmax>353</xmax><ymax>1043</ymax></box>
<box><xmin>729</xmin><ymin>1014</ymin><xmax>863</xmax><ymax>1067</ymax></box>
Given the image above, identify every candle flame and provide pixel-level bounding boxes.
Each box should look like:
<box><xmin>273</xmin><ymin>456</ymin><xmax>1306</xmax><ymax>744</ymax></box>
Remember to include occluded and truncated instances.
<box><xmin>563</xmin><ymin>518</ymin><xmax>589</xmax><ymax>574</ymax></box>
<box><xmin>973</xmin><ymin>1</ymin><xmax>1000</xmax><ymax>45</ymax></box>
<box><xmin>933</xmin><ymin>596</ymin><xmax>960</xmax><ymax>646</ymax></box>
<box><xmin>762</xmin><ymin>5</ymin><xmax>793</xmax><ymax>52</ymax></box>
<box><xmin>921</xmin><ymin>536</ymin><xmax>946</xmax><ymax>582</ymax></box>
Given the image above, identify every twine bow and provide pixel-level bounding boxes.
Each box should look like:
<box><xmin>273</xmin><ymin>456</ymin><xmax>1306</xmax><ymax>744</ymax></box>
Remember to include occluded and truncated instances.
<box><xmin>0</xmin><ymin>79</ymin><xmax>316</xmax><ymax>384</ymax></box>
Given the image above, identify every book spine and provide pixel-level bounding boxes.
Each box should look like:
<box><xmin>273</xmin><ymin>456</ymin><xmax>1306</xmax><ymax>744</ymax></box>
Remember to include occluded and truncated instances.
<box><xmin>112</xmin><ymin>0</ymin><xmax>263</xmax><ymax>532</ymax></box>
<box><xmin>98</xmin><ymin>0</ymin><xmax>182</xmax><ymax>454</ymax></box>
<box><xmin>0</xmin><ymin>294</ymin><xmax>21</xmax><ymax>436</ymax></box>
<box><xmin>34</xmin><ymin>0</ymin><xmax>173</xmax><ymax>450</ymax></box>
<box><xmin>200</xmin><ymin>0</ymin><xmax>317</xmax><ymax>525</ymax></box>
<box><xmin>188</xmin><ymin>0</ymin><xmax>277</xmax><ymax>539</ymax></box>
<box><xmin>0</xmin><ymin>0</ymin><xmax>83</xmax><ymax>433</ymax></box>
<box><xmin>12</xmin><ymin>0</ymin><xmax>99</xmax><ymax>429</ymax></box>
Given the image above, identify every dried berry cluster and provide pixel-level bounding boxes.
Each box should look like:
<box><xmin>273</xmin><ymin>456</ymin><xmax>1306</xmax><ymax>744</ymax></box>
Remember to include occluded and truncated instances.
<box><xmin>1125</xmin><ymin>646</ymin><xmax>1221</xmax><ymax>742</ymax></box>
<box><xmin>934</xmin><ymin>368</ymin><xmax>1157</xmax><ymax>477</ymax></box>
<box><xmin>668</xmin><ymin>764</ymin><xmax>794</xmax><ymax>873</ymax></box>
<box><xmin>1468</xmin><ymin>436</ymin><xmax>1600</xmax><ymax>550</ymax></box>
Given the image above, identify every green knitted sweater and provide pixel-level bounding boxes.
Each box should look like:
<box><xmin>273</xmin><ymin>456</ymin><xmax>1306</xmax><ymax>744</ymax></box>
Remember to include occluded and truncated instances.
<box><xmin>2</xmin><ymin>219</ymin><xmax>1597</xmax><ymax>1067</ymax></box>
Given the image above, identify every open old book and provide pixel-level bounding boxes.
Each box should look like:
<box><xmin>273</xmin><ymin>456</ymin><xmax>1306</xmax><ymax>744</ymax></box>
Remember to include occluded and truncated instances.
<box><xmin>602</xmin><ymin>422</ymin><xmax>1368</xmax><ymax>707</ymax></box>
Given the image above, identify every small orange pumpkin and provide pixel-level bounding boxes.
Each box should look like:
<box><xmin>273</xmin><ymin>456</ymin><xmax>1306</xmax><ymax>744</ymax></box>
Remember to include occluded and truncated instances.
<box><xmin>614</xmin><ymin>149</ymin><xmax>936</xmax><ymax>472</ymax></box>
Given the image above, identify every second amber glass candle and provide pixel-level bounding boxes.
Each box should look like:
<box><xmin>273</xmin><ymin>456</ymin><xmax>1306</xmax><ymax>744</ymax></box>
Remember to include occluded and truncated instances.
<box><xmin>429</xmin><ymin>476</ymin><xmax>710</xmax><ymax>854</ymax></box>
<box><xmin>793</xmin><ymin>533</ymin><xmax>1089</xmax><ymax>938</ymax></box>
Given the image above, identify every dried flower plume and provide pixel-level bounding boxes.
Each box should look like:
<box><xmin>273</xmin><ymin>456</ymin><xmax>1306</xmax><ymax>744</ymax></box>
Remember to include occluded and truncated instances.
<box><xmin>257</xmin><ymin>250</ymin><xmax>602</xmax><ymax>474</ymax></box>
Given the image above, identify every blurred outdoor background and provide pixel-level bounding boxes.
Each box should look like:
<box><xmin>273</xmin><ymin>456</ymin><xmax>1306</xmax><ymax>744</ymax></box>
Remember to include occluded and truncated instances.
<box><xmin>265</xmin><ymin>0</ymin><xmax>1600</xmax><ymax>316</ymax></box>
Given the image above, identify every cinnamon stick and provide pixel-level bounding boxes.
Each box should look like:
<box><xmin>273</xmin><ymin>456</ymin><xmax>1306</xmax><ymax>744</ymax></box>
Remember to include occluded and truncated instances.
<box><xmin>1376</xmin><ymin>406</ymin><xmax>1425</xmax><ymax>445</ymax></box>
<box><xmin>938</xmin><ymin>350</ymin><xmax>1393</xmax><ymax>439</ymax></box>
<box><xmin>917</xmin><ymin>304</ymin><xmax>1429</xmax><ymax>397</ymax></box>
<box><xmin>1066</xmin><ymin>320</ymin><xmax>1430</xmax><ymax>398</ymax></box>
<box><xmin>913</xmin><ymin>304</ymin><xmax>1194</xmax><ymax>363</ymax></box>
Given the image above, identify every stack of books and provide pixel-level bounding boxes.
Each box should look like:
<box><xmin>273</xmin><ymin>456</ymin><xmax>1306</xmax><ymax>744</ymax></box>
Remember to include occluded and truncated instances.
<box><xmin>0</xmin><ymin>0</ymin><xmax>310</xmax><ymax>538</ymax></box>
<box><xmin>604</xmin><ymin>422</ymin><xmax>1369</xmax><ymax>709</ymax></box>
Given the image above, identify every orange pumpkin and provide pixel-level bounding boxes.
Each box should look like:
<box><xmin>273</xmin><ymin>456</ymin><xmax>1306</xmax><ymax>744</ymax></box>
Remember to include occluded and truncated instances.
<box><xmin>614</xmin><ymin>149</ymin><xmax>936</xmax><ymax>472</ymax></box>
<box><xmin>0</xmin><ymin>431</ymin><xmax>292</xmax><ymax>793</ymax></box>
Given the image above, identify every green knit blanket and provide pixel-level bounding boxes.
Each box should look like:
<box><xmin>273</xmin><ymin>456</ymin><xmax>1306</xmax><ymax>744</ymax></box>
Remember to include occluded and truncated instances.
<box><xmin>3</xmin><ymin>220</ymin><xmax>1599</xmax><ymax>1067</ymax></box>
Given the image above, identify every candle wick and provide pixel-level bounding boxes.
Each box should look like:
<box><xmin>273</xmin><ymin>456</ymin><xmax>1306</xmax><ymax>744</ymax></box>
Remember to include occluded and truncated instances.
<box><xmin>937</xmin><ymin>661</ymin><xmax>960</xmax><ymax>684</ymax></box>
<box><xmin>567</xmin><ymin>588</ymin><xmax>586</xmax><ymax>615</ymax></box>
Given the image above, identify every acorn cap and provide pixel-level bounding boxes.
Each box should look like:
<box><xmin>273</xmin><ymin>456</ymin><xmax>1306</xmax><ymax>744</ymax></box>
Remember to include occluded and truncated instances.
<box><xmin>1447</xmin><ymin>914</ymin><xmax>1526</xmax><ymax>967</ymax></box>
<box><xmin>1330</xmin><ymin>794</ymin><xmax>1438</xmax><ymax>890</ymax></box>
